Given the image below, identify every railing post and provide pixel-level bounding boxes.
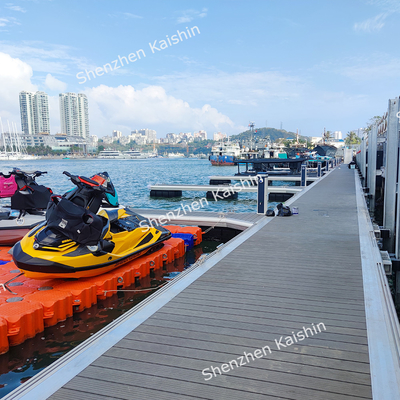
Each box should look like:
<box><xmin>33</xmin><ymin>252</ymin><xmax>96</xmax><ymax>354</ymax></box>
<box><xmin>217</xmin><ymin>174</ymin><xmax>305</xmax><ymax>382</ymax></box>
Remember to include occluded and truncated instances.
<box><xmin>361</xmin><ymin>135</ymin><xmax>367</xmax><ymax>179</ymax></box>
<box><xmin>301</xmin><ymin>164</ymin><xmax>306</xmax><ymax>187</ymax></box>
<box><xmin>317</xmin><ymin>163</ymin><xmax>321</xmax><ymax>177</ymax></box>
<box><xmin>384</xmin><ymin>98</ymin><xmax>400</xmax><ymax>253</ymax></box>
<box><xmin>326</xmin><ymin>160</ymin><xmax>329</xmax><ymax>172</ymax></box>
<box><xmin>367</xmin><ymin>124</ymin><xmax>378</xmax><ymax>214</ymax></box>
<box><xmin>257</xmin><ymin>172</ymin><xmax>268</xmax><ymax>215</ymax></box>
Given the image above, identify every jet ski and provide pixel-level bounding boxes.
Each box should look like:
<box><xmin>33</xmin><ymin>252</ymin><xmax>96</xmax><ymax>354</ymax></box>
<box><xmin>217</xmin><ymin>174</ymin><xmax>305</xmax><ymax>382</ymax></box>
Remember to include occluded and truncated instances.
<box><xmin>0</xmin><ymin>169</ymin><xmax>52</xmax><ymax>245</ymax></box>
<box><xmin>12</xmin><ymin>171</ymin><xmax>171</xmax><ymax>279</ymax></box>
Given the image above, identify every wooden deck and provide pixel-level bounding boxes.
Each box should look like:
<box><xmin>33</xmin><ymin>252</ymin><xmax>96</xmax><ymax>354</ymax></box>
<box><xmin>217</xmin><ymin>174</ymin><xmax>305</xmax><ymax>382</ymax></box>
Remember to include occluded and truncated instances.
<box><xmin>6</xmin><ymin>166</ymin><xmax>400</xmax><ymax>399</ymax></box>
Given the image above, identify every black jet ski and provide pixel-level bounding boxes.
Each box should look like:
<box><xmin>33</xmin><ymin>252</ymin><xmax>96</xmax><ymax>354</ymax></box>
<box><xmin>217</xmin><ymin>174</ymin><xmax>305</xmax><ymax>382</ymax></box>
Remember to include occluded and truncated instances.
<box><xmin>12</xmin><ymin>171</ymin><xmax>171</xmax><ymax>279</ymax></box>
<box><xmin>0</xmin><ymin>168</ymin><xmax>52</xmax><ymax>245</ymax></box>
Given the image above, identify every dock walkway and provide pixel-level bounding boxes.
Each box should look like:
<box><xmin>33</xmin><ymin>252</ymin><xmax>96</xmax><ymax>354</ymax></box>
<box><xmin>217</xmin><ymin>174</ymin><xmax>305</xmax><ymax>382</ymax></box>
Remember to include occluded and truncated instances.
<box><xmin>7</xmin><ymin>166</ymin><xmax>400</xmax><ymax>399</ymax></box>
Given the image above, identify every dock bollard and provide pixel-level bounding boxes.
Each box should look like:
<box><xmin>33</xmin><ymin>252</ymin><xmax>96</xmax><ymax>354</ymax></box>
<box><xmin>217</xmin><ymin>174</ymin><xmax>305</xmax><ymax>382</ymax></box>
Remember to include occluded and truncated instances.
<box><xmin>301</xmin><ymin>164</ymin><xmax>307</xmax><ymax>187</ymax></box>
<box><xmin>257</xmin><ymin>172</ymin><xmax>268</xmax><ymax>215</ymax></box>
<box><xmin>317</xmin><ymin>163</ymin><xmax>321</xmax><ymax>177</ymax></box>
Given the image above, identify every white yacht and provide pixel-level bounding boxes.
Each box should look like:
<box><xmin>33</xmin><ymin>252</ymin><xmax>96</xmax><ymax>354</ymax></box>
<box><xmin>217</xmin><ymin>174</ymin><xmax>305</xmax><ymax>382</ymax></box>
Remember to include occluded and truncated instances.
<box><xmin>167</xmin><ymin>152</ymin><xmax>185</xmax><ymax>158</ymax></box>
<box><xmin>97</xmin><ymin>149</ymin><xmax>125</xmax><ymax>159</ymax></box>
<box><xmin>123</xmin><ymin>150</ymin><xmax>147</xmax><ymax>159</ymax></box>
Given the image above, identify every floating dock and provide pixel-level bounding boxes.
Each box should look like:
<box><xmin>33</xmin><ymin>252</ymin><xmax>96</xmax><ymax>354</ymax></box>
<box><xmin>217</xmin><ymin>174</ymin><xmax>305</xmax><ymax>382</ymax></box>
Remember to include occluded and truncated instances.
<box><xmin>4</xmin><ymin>166</ymin><xmax>400</xmax><ymax>399</ymax></box>
<box><xmin>0</xmin><ymin>227</ymin><xmax>201</xmax><ymax>355</ymax></box>
<box><xmin>134</xmin><ymin>209</ymin><xmax>264</xmax><ymax>231</ymax></box>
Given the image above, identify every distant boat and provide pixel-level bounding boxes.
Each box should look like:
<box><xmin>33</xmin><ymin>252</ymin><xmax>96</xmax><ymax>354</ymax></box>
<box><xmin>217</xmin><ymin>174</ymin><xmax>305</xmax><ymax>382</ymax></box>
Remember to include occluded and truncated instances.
<box><xmin>0</xmin><ymin>120</ymin><xmax>40</xmax><ymax>160</ymax></box>
<box><xmin>167</xmin><ymin>152</ymin><xmax>185</xmax><ymax>158</ymax></box>
<box><xmin>97</xmin><ymin>149</ymin><xmax>125</xmax><ymax>159</ymax></box>
<box><xmin>209</xmin><ymin>142</ymin><xmax>241</xmax><ymax>166</ymax></box>
<box><xmin>123</xmin><ymin>150</ymin><xmax>147</xmax><ymax>159</ymax></box>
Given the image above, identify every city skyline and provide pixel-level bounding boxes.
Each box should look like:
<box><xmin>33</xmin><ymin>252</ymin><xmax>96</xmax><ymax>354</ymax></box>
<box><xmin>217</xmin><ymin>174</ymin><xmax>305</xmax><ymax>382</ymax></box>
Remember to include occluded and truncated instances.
<box><xmin>15</xmin><ymin>87</ymin><xmax>216</xmax><ymax>141</ymax></box>
<box><xmin>1</xmin><ymin>1</ymin><xmax>399</xmax><ymax>138</ymax></box>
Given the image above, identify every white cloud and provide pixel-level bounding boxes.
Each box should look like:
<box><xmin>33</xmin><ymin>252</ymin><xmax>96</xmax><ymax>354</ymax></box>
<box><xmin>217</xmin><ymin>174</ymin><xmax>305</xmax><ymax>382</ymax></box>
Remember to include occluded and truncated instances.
<box><xmin>341</xmin><ymin>58</ymin><xmax>400</xmax><ymax>80</ymax></box>
<box><xmin>84</xmin><ymin>84</ymin><xmax>236</xmax><ymax>137</ymax></box>
<box><xmin>152</xmin><ymin>71</ymin><xmax>303</xmax><ymax>107</ymax></box>
<box><xmin>44</xmin><ymin>73</ymin><xmax>67</xmax><ymax>91</ymax></box>
<box><xmin>109</xmin><ymin>12</ymin><xmax>143</xmax><ymax>19</ymax></box>
<box><xmin>176</xmin><ymin>9</ymin><xmax>207</xmax><ymax>24</ymax></box>
<box><xmin>0</xmin><ymin>52</ymin><xmax>36</xmax><ymax>124</ymax></box>
<box><xmin>312</xmin><ymin>55</ymin><xmax>400</xmax><ymax>81</ymax></box>
<box><xmin>123</xmin><ymin>12</ymin><xmax>143</xmax><ymax>19</ymax></box>
<box><xmin>0</xmin><ymin>16</ymin><xmax>20</xmax><ymax>27</ymax></box>
<box><xmin>354</xmin><ymin>13</ymin><xmax>388</xmax><ymax>32</ymax></box>
<box><xmin>0</xmin><ymin>41</ymin><xmax>95</xmax><ymax>75</ymax></box>
<box><xmin>177</xmin><ymin>16</ymin><xmax>193</xmax><ymax>24</ymax></box>
<box><xmin>5</xmin><ymin>4</ymin><xmax>26</xmax><ymax>13</ymax></box>
<box><xmin>0</xmin><ymin>52</ymin><xmax>62</xmax><ymax>133</ymax></box>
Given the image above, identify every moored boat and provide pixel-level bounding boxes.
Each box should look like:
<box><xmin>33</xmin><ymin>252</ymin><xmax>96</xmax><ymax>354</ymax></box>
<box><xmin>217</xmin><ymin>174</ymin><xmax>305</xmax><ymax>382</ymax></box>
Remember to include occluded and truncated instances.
<box><xmin>123</xmin><ymin>149</ymin><xmax>147</xmax><ymax>159</ymax></box>
<box><xmin>12</xmin><ymin>171</ymin><xmax>171</xmax><ymax>279</ymax></box>
<box><xmin>97</xmin><ymin>149</ymin><xmax>125</xmax><ymax>159</ymax></box>
<box><xmin>209</xmin><ymin>142</ymin><xmax>241</xmax><ymax>166</ymax></box>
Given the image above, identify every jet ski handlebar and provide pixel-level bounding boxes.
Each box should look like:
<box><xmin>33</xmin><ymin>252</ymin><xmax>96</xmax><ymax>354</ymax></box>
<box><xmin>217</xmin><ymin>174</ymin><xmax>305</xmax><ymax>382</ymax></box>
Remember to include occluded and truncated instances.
<box><xmin>63</xmin><ymin>171</ymin><xmax>105</xmax><ymax>191</ymax></box>
<box><xmin>12</xmin><ymin>168</ymin><xmax>47</xmax><ymax>178</ymax></box>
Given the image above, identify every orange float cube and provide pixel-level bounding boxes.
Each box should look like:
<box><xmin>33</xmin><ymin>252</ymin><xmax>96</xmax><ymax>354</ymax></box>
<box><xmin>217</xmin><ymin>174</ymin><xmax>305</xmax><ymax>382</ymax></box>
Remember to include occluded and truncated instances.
<box><xmin>0</xmin><ymin>300</ymin><xmax>44</xmax><ymax>346</ymax></box>
<box><xmin>82</xmin><ymin>273</ymin><xmax>118</xmax><ymax>300</ymax></box>
<box><xmin>0</xmin><ymin>317</ymin><xmax>9</xmax><ymax>355</ymax></box>
<box><xmin>53</xmin><ymin>280</ymin><xmax>97</xmax><ymax>312</ymax></box>
<box><xmin>24</xmin><ymin>290</ymin><xmax>73</xmax><ymax>327</ymax></box>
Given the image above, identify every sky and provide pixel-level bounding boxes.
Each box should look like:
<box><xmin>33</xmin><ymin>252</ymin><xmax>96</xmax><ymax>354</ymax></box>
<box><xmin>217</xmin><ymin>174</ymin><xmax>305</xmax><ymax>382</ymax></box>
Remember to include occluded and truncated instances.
<box><xmin>0</xmin><ymin>0</ymin><xmax>399</xmax><ymax>138</ymax></box>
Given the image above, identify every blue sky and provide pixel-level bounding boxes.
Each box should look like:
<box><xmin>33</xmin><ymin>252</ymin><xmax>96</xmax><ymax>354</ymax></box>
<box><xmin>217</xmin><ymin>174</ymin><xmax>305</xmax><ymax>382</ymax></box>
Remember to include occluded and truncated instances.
<box><xmin>0</xmin><ymin>0</ymin><xmax>399</xmax><ymax>138</ymax></box>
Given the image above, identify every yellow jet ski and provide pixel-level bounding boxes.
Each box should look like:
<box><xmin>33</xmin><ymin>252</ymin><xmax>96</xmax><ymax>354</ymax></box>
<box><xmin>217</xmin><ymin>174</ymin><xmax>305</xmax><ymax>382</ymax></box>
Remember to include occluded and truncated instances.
<box><xmin>12</xmin><ymin>171</ymin><xmax>171</xmax><ymax>279</ymax></box>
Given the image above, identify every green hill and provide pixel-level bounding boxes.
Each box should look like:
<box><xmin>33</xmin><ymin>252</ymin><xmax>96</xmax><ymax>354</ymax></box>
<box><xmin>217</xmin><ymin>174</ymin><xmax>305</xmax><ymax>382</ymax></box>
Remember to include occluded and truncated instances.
<box><xmin>230</xmin><ymin>127</ymin><xmax>297</xmax><ymax>142</ymax></box>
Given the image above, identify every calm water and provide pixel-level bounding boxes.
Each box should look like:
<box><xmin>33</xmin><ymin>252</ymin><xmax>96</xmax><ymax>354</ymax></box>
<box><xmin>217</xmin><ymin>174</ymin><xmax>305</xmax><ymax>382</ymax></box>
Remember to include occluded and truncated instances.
<box><xmin>0</xmin><ymin>240</ymin><xmax>220</xmax><ymax>397</ymax></box>
<box><xmin>0</xmin><ymin>158</ymin><xmax>261</xmax><ymax>213</ymax></box>
<box><xmin>0</xmin><ymin>157</ymin><xmax>284</xmax><ymax>396</ymax></box>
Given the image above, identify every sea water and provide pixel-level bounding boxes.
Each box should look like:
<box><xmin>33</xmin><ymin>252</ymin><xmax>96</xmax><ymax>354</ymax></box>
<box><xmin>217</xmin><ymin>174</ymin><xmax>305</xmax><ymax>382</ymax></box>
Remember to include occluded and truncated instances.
<box><xmin>0</xmin><ymin>158</ymin><xmax>260</xmax><ymax>213</ymax></box>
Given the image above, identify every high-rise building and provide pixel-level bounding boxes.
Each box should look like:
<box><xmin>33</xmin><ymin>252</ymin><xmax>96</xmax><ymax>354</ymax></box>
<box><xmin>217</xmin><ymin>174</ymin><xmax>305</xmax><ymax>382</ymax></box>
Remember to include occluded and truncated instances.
<box><xmin>131</xmin><ymin>128</ymin><xmax>157</xmax><ymax>143</ymax></box>
<box><xmin>19</xmin><ymin>91</ymin><xmax>34</xmax><ymax>135</ymax></box>
<box><xmin>59</xmin><ymin>93</ymin><xmax>89</xmax><ymax>138</ymax></box>
<box><xmin>194</xmin><ymin>130</ymin><xmax>207</xmax><ymax>140</ymax></box>
<box><xmin>19</xmin><ymin>91</ymin><xmax>50</xmax><ymax>135</ymax></box>
<box><xmin>112</xmin><ymin>130</ymin><xmax>122</xmax><ymax>138</ymax></box>
<box><xmin>138</xmin><ymin>128</ymin><xmax>157</xmax><ymax>143</ymax></box>
<box><xmin>334</xmin><ymin>131</ymin><xmax>343</xmax><ymax>140</ymax></box>
<box><xmin>77</xmin><ymin>94</ymin><xmax>89</xmax><ymax>138</ymax></box>
<box><xmin>213</xmin><ymin>132</ymin><xmax>227</xmax><ymax>141</ymax></box>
